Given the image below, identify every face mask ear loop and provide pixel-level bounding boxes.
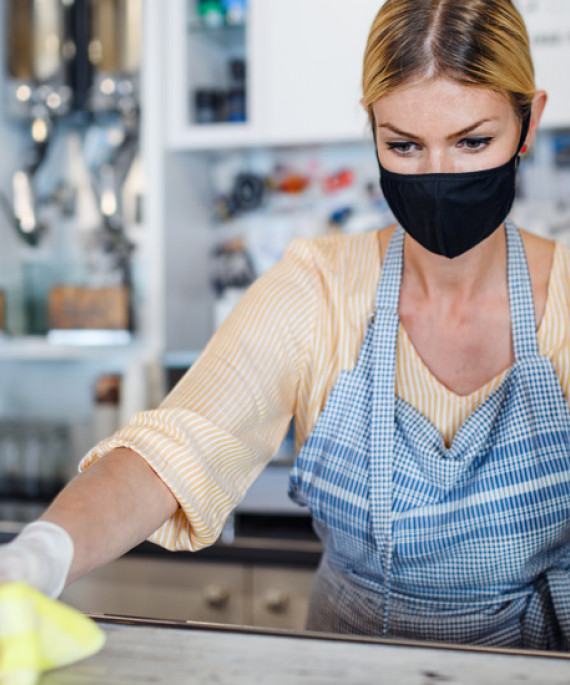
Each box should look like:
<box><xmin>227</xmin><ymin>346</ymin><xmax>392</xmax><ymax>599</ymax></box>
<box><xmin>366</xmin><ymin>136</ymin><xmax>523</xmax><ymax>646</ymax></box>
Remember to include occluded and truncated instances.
<box><xmin>517</xmin><ymin>112</ymin><xmax>532</xmax><ymax>155</ymax></box>
<box><xmin>514</xmin><ymin>112</ymin><xmax>532</xmax><ymax>170</ymax></box>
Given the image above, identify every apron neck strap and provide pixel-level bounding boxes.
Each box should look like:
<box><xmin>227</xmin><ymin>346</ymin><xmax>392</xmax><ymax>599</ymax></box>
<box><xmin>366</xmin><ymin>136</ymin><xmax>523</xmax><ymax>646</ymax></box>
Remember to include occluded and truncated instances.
<box><xmin>505</xmin><ymin>219</ymin><xmax>540</xmax><ymax>361</ymax></box>
<box><xmin>375</xmin><ymin>226</ymin><xmax>405</xmax><ymax>315</ymax></box>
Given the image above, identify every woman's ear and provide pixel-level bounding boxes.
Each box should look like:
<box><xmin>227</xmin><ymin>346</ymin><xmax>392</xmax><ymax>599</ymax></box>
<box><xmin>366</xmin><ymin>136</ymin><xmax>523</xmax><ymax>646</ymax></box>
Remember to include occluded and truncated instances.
<box><xmin>524</xmin><ymin>90</ymin><xmax>548</xmax><ymax>149</ymax></box>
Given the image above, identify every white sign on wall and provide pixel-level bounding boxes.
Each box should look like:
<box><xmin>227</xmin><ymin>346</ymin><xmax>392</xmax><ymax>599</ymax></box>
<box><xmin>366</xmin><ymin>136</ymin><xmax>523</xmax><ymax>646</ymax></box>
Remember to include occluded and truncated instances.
<box><xmin>517</xmin><ymin>0</ymin><xmax>570</xmax><ymax>127</ymax></box>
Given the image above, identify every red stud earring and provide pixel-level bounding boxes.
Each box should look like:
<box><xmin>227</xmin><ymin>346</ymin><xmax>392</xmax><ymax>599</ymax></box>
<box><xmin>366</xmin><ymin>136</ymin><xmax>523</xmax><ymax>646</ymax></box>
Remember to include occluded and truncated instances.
<box><xmin>521</xmin><ymin>145</ymin><xmax>528</xmax><ymax>153</ymax></box>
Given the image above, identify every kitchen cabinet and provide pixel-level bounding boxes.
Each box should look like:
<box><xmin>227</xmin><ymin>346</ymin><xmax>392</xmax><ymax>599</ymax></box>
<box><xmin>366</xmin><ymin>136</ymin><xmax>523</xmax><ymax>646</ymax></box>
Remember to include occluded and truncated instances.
<box><xmin>61</xmin><ymin>554</ymin><xmax>316</xmax><ymax>631</ymax></box>
<box><xmin>250</xmin><ymin>0</ymin><xmax>380</xmax><ymax>146</ymax></box>
<box><xmin>251</xmin><ymin>566</ymin><xmax>314</xmax><ymax>630</ymax></box>
<box><xmin>164</xmin><ymin>0</ymin><xmax>381</xmax><ymax>149</ymax></box>
<box><xmin>62</xmin><ymin>557</ymin><xmax>248</xmax><ymax>625</ymax></box>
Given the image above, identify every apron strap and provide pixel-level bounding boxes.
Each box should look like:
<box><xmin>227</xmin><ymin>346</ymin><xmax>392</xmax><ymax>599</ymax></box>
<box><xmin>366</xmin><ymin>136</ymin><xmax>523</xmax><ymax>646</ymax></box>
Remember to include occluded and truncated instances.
<box><xmin>370</xmin><ymin>226</ymin><xmax>404</xmax><ymax>633</ymax></box>
<box><xmin>505</xmin><ymin>219</ymin><xmax>540</xmax><ymax>361</ymax></box>
<box><xmin>374</xmin><ymin>226</ymin><xmax>405</xmax><ymax>315</ymax></box>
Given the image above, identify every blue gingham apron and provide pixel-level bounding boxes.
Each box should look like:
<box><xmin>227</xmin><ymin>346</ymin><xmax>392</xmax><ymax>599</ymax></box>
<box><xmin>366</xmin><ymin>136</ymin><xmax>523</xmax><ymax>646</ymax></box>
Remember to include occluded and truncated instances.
<box><xmin>289</xmin><ymin>220</ymin><xmax>570</xmax><ymax>649</ymax></box>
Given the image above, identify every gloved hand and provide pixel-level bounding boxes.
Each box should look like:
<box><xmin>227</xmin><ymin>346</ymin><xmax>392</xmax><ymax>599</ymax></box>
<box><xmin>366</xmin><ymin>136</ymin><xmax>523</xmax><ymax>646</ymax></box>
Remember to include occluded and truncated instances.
<box><xmin>0</xmin><ymin>521</ymin><xmax>74</xmax><ymax>599</ymax></box>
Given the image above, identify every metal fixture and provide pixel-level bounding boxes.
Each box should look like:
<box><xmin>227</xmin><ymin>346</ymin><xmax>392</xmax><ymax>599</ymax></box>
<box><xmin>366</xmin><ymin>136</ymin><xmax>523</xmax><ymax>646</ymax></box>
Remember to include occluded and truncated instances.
<box><xmin>3</xmin><ymin>0</ymin><xmax>140</xmax><ymax>266</ymax></box>
<box><xmin>4</xmin><ymin>0</ymin><xmax>73</xmax><ymax>245</ymax></box>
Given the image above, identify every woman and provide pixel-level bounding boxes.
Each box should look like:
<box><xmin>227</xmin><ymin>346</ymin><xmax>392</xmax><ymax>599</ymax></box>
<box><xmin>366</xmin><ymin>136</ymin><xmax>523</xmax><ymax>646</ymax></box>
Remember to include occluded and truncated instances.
<box><xmin>2</xmin><ymin>0</ymin><xmax>570</xmax><ymax>649</ymax></box>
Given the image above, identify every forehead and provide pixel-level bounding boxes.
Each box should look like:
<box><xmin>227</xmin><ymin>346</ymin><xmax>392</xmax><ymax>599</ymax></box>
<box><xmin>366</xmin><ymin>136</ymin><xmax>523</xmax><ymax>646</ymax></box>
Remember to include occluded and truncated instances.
<box><xmin>372</xmin><ymin>76</ymin><xmax>516</xmax><ymax>132</ymax></box>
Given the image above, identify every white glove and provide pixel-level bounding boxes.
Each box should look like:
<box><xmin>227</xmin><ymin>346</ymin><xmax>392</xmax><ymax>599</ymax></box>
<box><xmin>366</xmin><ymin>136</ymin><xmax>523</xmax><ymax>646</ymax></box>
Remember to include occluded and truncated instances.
<box><xmin>0</xmin><ymin>521</ymin><xmax>74</xmax><ymax>599</ymax></box>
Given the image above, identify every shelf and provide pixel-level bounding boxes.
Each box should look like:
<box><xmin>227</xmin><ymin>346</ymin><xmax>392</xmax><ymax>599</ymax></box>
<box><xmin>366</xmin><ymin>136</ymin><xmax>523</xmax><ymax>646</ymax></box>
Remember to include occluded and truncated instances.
<box><xmin>165</xmin><ymin>125</ymin><xmax>372</xmax><ymax>151</ymax></box>
<box><xmin>163</xmin><ymin>350</ymin><xmax>203</xmax><ymax>368</ymax></box>
<box><xmin>166</xmin><ymin>122</ymin><xmax>254</xmax><ymax>150</ymax></box>
<box><xmin>187</xmin><ymin>21</ymin><xmax>246</xmax><ymax>49</ymax></box>
<box><xmin>0</xmin><ymin>334</ymin><xmax>144</xmax><ymax>361</ymax></box>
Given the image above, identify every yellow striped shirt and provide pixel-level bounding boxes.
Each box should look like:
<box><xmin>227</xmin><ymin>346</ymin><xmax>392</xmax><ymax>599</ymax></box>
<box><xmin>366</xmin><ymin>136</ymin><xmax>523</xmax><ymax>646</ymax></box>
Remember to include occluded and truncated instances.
<box><xmin>79</xmin><ymin>230</ymin><xmax>570</xmax><ymax>552</ymax></box>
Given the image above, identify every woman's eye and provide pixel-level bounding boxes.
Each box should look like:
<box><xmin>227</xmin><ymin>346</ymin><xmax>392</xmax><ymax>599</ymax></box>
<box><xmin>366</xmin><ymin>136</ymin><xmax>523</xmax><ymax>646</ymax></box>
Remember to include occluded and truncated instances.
<box><xmin>458</xmin><ymin>136</ymin><xmax>493</xmax><ymax>151</ymax></box>
<box><xmin>386</xmin><ymin>141</ymin><xmax>420</xmax><ymax>155</ymax></box>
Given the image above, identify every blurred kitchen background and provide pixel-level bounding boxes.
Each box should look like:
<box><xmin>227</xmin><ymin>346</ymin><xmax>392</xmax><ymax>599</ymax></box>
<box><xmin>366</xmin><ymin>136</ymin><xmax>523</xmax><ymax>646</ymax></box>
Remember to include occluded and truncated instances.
<box><xmin>1</xmin><ymin>0</ymin><xmax>570</xmax><ymax>630</ymax></box>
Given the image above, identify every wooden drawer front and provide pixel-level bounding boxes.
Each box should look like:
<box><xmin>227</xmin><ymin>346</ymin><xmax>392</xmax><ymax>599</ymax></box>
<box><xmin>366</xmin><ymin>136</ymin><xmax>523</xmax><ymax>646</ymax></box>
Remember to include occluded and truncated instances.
<box><xmin>250</xmin><ymin>566</ymin><xmax>314</xmax><ymax>630</ymax></box>
<box><xmin>62</xmin><ymin>557</ymin><xmax>246</xmax><ymax>625</ymax></box>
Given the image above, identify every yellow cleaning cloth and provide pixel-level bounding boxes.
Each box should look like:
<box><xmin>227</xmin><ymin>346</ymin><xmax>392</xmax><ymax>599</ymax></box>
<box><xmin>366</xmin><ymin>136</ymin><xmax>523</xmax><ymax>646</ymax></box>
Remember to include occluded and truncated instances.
<box><xmin>0</xmin><ymin>582</ymin><xmax>105</xmax><ymax>685</ymax></box>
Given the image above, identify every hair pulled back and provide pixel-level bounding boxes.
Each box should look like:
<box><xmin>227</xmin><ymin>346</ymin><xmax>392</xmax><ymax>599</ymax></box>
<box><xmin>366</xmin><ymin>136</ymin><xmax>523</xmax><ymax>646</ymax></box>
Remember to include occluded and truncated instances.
<box><xmin>362</xmin><ymin>0</ymin><xmax>535</xmax><ymax>122</ymax></box>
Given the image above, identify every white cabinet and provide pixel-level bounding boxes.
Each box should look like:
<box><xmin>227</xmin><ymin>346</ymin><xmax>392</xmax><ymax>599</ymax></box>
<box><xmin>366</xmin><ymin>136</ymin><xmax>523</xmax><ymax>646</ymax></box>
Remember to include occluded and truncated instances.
<box><xmin>250</xmin><ymin>0</ymin><xmax>379</xmax><ymax>146</ymax></box>
<box><xmin>163</xmin><ymin>0</ymin><xmax>380</xmax><ymax>149</ymax></box>
<box><xmin>517</xmin><ymin>0</ymin><xmax>570</xmax><ymax>128</ymax></box>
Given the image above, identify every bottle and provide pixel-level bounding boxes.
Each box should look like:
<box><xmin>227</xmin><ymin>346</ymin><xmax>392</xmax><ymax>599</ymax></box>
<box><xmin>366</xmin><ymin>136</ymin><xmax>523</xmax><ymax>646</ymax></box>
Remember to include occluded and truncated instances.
<box><xmin>226</xmin><ymin>59</ymin><xmax>246</xmax><ymax>122</ymax></box>
<box><xmin>195</xmin><ymin>89</ymin><xmax>218</xmax><ymax>124</ymax></box>
<box><xmin>222</xmin><ymin>0</ymin><xmax>247</xmax><ymax>26</ymax></box>
<box><xmin>198</xmin><ymin>0</ymin><xmax>224</xmax><ymax>29</ymax></box>
<box><xmin>194</xmin><ymin>89</ymin><xmax>227</xmax><ymax>124</ymax></box>
<box><xmin>93</xmin><ymin>374</ymin><xmax>121</xmax><ymax>443</ymax></box>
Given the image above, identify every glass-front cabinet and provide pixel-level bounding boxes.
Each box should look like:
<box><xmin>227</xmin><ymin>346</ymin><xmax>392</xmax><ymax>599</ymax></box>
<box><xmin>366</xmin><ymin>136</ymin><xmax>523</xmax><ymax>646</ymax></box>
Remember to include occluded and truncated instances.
<box><xmin>188</xmin><ymin>0</ymin><xmax>248</xmax><ymax>127</ymax></box>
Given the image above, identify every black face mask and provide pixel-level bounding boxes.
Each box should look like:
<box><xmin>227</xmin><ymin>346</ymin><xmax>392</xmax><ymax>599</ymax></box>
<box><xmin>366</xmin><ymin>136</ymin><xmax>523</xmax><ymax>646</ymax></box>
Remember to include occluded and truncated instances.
<box><xmin>376</xmin><ymin>114</ymin><xmax>531</xmax><ymax>259</ymax></box>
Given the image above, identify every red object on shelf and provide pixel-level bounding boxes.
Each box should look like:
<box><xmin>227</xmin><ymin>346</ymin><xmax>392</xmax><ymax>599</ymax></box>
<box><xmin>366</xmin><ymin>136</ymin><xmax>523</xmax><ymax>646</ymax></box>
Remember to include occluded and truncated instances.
<box><xmin>278</xmin><ymin>174</ymin><xmax>310</xmax><ymax>194</ymax></box>
<box><xmin>323</xmin><ymin>169</ymin><xmax>354</xmax><ymax>193</ymax></box>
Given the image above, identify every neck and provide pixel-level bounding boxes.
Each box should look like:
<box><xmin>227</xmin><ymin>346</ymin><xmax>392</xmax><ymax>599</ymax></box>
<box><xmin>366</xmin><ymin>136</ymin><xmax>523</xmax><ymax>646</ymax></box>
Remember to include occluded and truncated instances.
<box><xmin>402</xmin><ymin>225</ymin><xmax>508</xmax><ymax>305</ymax></box>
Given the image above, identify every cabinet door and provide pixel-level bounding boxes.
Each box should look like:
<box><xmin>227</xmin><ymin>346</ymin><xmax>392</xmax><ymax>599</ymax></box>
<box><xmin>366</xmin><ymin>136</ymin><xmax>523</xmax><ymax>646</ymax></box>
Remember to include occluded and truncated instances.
<box><xmin>250</xmin><ymin>566</ymin><xmax>315</xmax><ymax>630</ymax></box>
<box><xmin>517</xmin><ymin>1</ymin><xmax>570</xmax><ymax>128</ymax></box>
<box><xmin>251</xmin><ymin>0</ymin><xmax>381</xmax><ymax>145</ymax></box>
<box><xmin>62</xmin><ymin>556</ymin><xmax>246</xmax><ymax>625</ymax></box>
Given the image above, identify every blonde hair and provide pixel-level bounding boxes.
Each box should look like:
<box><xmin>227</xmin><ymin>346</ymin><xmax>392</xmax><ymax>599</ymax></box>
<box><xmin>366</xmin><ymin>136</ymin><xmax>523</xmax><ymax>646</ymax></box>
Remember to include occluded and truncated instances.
<box><xmin>362</xmin><ymin>0</ymin><xmax>535</xmax><ymax>123</ymax></box>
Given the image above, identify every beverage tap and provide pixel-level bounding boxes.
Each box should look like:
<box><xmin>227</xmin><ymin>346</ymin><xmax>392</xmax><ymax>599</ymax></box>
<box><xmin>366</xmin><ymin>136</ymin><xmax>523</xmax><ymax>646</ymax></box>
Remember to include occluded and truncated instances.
<box><xmin>4</xmin><ymin>0</ymin><xmax>73</xmax><ymax>246</ymax></box>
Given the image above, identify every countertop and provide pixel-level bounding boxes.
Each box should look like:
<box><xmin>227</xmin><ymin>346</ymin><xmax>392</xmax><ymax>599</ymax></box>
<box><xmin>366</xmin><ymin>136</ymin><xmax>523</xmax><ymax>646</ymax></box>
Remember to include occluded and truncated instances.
<box><xmin>41</xmin><ymin>615</ymin><xmax>570</xmax><ymax>684</ymax></box>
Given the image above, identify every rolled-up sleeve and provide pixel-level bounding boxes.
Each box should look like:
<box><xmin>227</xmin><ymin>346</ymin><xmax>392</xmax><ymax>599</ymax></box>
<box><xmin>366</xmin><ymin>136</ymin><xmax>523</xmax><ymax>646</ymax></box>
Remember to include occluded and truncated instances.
<box><xmin>78</xmin><ymin>238</ymin><xmax>322</xmax><ymax>551</ymax></box>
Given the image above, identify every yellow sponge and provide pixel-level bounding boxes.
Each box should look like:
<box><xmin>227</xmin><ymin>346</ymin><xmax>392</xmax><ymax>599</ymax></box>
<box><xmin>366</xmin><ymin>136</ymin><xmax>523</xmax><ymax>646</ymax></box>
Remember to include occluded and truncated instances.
<box><xmin>0</xmin><ymin>582</ymin><xmax>105</xmax><ymax>685</ymax></box>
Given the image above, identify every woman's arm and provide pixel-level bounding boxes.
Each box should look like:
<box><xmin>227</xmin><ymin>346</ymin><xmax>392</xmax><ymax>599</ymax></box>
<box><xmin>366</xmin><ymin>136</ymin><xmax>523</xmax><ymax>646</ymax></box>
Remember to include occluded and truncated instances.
<box><xmin>40</xmin><ymin>447</ymin><xmax>179</xmax><ymax>585</ymax></box>
<box><xmin>77</xmin><ymin>238</ymin><xmax>322</xmax><ymax>554</ymax></box>
<box><xmin>0</xmin><ymin>447</ymin><xmax>178</xmax><ymax>597</ymax></box>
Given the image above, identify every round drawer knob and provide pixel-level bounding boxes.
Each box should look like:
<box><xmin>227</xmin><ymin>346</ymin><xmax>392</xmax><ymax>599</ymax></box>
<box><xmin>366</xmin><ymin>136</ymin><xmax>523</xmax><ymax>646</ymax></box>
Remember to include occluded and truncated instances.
<box><xmin>264</xmin><ymin>589</ymin><xmax>289</xmax><ymax>613</ymax></box>
<box><xmin>203</xmin><ymin>584</ymin><xmax>230</xmax><ymax>609</ymax></box>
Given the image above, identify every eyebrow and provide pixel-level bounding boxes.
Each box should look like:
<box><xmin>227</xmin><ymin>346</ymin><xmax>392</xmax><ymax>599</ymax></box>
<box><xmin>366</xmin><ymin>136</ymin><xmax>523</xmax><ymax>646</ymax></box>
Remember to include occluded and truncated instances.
<box><xmin>377</xmin><ymin>118</ymin><xmax>496</xmax><ymax>140</ymax></box>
